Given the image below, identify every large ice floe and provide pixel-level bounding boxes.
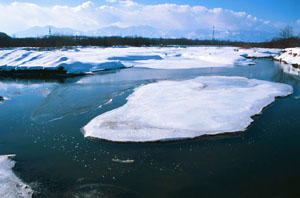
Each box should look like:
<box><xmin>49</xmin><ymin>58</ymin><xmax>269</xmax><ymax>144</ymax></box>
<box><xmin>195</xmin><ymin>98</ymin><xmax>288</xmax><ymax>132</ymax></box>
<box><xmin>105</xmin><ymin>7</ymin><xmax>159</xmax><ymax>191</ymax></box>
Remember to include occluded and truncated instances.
<box><xmin>275</xmin><ymin>48</ymin><xmax>300</xmax><ymax>75</ymax></box>
<box><xmin>0</xmin><ymin>47</ymin><xmax>281</xmax><ymax>74</ymax></box>
<box><xmin>83</xmin><ymin>76</ymin><xmax>292</xmax><ymax>142</ymax></box>
<box><xmin>0</xmin><ymin>155</ymin><xmax>33</xmax><ymax>198</ymax></box>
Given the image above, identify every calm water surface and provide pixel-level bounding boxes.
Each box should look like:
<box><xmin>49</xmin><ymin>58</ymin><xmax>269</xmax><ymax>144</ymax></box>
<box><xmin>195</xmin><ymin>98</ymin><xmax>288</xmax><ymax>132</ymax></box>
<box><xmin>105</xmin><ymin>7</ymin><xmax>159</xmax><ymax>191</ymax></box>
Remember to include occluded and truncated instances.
<box><xmin>0</xmin><ymin>60</ymin><xmax>300</xmax><ymax>198</ymax></box>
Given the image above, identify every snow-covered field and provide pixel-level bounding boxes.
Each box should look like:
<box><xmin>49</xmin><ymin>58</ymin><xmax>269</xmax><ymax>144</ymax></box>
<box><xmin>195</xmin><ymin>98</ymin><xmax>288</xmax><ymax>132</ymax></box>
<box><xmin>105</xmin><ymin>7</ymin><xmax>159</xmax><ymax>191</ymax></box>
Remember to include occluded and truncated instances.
<box><xmin>83</xmin><ymin>76</ymin><xmax>292</xmax><ymax>142</ymax></box>
<box><xmin>275</xmin><ymin>48</ymin><xmax>300</xmax><ymax>75</ymax></box>
<box><xmin>0</xmin><ymin>155</ymin><xmax>33</xmax><ymax>198</ymax></box>
<box><xmin>0</xmin><ymin>47</ymin><xmax>281</xmax><ymax>74</ymax></box>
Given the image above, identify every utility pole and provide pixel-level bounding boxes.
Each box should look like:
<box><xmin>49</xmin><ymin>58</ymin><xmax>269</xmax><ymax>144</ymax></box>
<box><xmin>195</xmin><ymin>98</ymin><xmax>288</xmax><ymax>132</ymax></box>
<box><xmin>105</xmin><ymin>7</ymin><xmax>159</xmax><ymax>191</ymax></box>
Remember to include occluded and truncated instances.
<box><xmin>212</xmin><ymin>26</ymin><xmax>215</xmax><ymax>41</ymax></box>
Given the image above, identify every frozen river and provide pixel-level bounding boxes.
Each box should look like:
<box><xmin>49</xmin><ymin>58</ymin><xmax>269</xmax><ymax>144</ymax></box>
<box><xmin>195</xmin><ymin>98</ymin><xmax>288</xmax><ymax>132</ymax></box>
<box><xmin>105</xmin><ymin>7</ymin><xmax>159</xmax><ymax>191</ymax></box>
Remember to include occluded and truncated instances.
<box><xmin>0</xmin><ymin>58</ymin><xmax>300</xmax><ymax>197</ymax></box>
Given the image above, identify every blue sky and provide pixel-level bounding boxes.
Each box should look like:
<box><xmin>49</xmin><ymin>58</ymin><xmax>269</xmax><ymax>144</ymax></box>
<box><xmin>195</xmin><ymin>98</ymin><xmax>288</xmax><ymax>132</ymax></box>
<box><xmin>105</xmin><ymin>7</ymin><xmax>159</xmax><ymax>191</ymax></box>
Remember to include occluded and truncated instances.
<box><xmin>0</xmin><ymin>0</ymin><xmax>299</xmax><ymax>40</ymax></box>
<box><xmin>1</xmin><ymin>0</ymin><xmax>299</xmax><ymax>23</ymax></box>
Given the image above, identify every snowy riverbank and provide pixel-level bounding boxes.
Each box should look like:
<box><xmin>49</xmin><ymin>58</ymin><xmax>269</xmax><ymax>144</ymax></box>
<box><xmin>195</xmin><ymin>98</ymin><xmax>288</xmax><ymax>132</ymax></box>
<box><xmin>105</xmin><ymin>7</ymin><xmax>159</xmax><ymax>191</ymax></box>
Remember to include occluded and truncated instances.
<box><xmin>275</xmin><ymin>48</ymin><xmax>300</xmax><ymax>76</ymax></box>
<box><xmin>0</xmin><ymin>155</ymin><xmax>33</xmax><ymax>198</ymax></box>
<box><xmin>0</xmin><ymin>47</ymin><xmax>281</xmax><ymax>75</ymax></box>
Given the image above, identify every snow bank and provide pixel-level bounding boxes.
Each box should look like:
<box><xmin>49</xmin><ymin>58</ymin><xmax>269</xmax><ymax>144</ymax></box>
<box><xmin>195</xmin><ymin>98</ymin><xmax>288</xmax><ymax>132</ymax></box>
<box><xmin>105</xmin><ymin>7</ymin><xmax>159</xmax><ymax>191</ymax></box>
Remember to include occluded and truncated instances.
<box><xmin>0</xmin><ymin>47</ymin><xmax>281</xmax><ymax>74</ymax></box>
<box><xmin>0</xmin><ymin>155</ymin><xmax>33</xmax><ymax>198</ymax></box>
<box><xmin>83</xmin><ymin>76</ymin><xmax>292</xmax><ymax>142</ymax></box>
<box><xmin>275</xmin><ymin>48</ymin><xmax>300</xmax><ymax>75</ymax></box>
<box><xmin>240</xmin><ymin>48</ymin><xmax>282</xmax><ymax>58</ymax></box>
<box><xmin>129</xmin><ymin>47</ymin><xmax>255</xmax><ymax>69</ymax></box>
<box><xmin>275</xmin><ymin>48</ymin><xmax>300</xmax><ymax>65</ymax></box>
<box><xmin>0</xmin><ymin>48</ymin><xmax>132</xmax><ymax>75</ymax></box>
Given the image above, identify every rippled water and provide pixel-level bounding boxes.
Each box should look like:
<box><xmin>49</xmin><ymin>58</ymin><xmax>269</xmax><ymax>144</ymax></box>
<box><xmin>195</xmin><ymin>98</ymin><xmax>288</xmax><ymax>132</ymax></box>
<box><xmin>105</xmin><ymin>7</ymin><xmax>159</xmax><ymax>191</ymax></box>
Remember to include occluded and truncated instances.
<box><xmin>0</xmin><ymin>59</ymin><xmax>300</xmax><ymax>197</ymax></box>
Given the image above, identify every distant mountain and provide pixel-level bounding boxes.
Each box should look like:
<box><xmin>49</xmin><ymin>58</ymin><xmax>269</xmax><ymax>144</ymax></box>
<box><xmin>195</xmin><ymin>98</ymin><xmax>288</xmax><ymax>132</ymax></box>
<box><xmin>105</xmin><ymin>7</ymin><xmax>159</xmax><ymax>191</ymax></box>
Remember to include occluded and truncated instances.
<box><xmin>215</xmin><ymin>30</ymin><xmax>278</xmax><ymax>42</ymax></box>
<box><xmin>14</xmin><ymin>26</ymin><xmax>84</xmax><ymax>38</ymax></box>
<box><xmin>92</xmin><ymin>26</ymin><xmax>277</xmax><ymax>42</ymax></box>
<box><xmin>185</xmin><ymin>29</ymin><xmax>278</xmax><ymax>42</ymax></box>
<box><xmin>92</xmin><ymin>26</ymin><xmax>164</xmax><ymax>38</ymax></box>
<box><xmin>13</xmin><ymin>25</ymin><xmax>277</xmax><ymax>42</ymax></box>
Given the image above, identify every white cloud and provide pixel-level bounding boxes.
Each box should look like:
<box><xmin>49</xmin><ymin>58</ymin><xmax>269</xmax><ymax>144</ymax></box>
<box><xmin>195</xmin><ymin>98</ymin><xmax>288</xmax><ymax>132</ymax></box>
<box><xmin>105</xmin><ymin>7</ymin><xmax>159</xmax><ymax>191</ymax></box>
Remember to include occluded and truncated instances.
<box><xmin>0</xmin><ymin>1</ymin><xmax>280</xmax><ymax>34</ymax></box>
<box><xmin>119</xmin><ymin>0</ymin><xmax>137</xmax><ymax>7</ymax></box>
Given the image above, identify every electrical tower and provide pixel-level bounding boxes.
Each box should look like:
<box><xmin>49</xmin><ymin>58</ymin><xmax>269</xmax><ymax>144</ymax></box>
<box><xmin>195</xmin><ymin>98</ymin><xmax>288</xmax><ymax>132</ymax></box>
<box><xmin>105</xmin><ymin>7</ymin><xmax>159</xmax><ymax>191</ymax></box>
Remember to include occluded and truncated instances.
<box><xmin>212</xmin><ymin>26</ymin><xmax>215</xmax><ymax>40</ymax></box>
<box><xmin>49</xmin><ymin>26</ymin><xmax>52</xmax><ymax>36</ymax></box>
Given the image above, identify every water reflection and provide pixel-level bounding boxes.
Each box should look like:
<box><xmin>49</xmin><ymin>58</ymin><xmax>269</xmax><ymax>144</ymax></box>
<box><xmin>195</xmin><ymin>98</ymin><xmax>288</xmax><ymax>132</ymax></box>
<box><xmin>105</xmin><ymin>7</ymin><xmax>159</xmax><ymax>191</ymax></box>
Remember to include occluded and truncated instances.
<box><xmin>31</xmin><ymin>81</ymin><xmax>137</xmax><ymax>123</ymax></box>
<box><xmin>0</xmin><ymin>80</ymin><xmax>53</xmax><ymax>99</ymax></box>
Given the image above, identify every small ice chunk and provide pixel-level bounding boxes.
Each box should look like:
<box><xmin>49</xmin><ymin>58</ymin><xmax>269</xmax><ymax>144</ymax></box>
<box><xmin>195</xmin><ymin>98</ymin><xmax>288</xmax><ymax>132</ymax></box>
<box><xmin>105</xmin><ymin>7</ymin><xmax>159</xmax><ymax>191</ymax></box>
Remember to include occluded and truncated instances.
<box><xmin>104</xmin><ymin>98</ymin><xmax>113</xmax><ymax>105</ymax></box>
<box><xmin>0</xmin><ymin>96</ymin><xmax>10</xmax><ymax>103</ymax></box>
<box><xmin>0</xmin><ymin>155</ymin><xmax>33</xmax><ymax>198</ymax></box>
<box><xmin>112</xmin><ymin>158</ymin><xmax>134</xmax><ymax>163</ymax></box>
<box><xmin>83</xmin><ymin>76</ymin><xmax>292</xmax><ymax>142</ymax></box>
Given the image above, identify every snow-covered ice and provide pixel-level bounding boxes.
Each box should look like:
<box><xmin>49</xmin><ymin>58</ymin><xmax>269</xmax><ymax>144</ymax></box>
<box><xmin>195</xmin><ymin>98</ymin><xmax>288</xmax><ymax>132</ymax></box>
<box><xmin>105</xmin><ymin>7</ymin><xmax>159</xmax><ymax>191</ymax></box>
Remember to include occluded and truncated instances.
<box><xmin>0</xmin><ymin>47</ymin><xmax>281</xmax><ymax>74</ymax></box>
<box><xmin>130</xmin><ymin>47</ymin><xmax>255</xmax><ymax>69</ymax></box>
<box><xmin>275</xmin><ymin>48</ymin><xmax>300</xmax><ymax>65</ymax></box>
<box><xmin>275</xmin><ymin>48</ymin><xmax>300</xmax><ymax>75</ymax></box>
<box><xmin>0</xmin><ymin>48</ymin><xmax>132</xmax><ymax>75</ymax></box>
<box><xmin>83</xmin><ymin>76</ymin><xmax>292</xmax><ymax>142</ymax></box>
<box><xmin>240</xmin><ymin>48</ymin><xmax>282</xmax><ymax>58</ymax></box>
<box><xmin>0</xmin><ymin>155</ymin><xmax>33</xmax><ymax>198</ymax></box>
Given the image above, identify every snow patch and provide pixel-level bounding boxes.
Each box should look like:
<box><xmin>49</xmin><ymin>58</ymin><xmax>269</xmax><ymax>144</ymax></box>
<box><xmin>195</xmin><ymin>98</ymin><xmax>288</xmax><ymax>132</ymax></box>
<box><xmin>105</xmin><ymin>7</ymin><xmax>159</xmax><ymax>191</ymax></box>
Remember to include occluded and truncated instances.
<box><xmin>0</xmin><ymin>155</ymin><xmax>33</xmax><ymax>198</ymax></box>
<box><xmin>240</xmin><ymin>48</ymin><xmax>282</xmax><ymax>58</ymax></box>
<box><xmin>83</xmin><ymin>76</ymin><xmax>292</xmax><ymax>142</ymax></box>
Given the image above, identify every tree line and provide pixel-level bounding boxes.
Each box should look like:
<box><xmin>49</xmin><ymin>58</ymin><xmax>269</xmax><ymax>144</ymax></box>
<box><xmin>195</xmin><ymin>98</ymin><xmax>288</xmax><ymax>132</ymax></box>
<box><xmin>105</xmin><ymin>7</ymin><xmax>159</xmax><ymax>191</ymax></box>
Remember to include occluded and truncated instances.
<box><xmin>0</xmin><ymin>26</ymin><xmax>299</xmax><ymax>49</ymax></box>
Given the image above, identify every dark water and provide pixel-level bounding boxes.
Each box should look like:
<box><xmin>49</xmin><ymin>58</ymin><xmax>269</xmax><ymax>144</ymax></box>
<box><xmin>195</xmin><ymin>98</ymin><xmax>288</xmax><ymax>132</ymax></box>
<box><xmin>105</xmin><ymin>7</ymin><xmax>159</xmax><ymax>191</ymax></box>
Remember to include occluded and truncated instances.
<box><xmin>0</xmin><ymin>60</ymin><xmax>300</xmax><ymax>198</ymax></box>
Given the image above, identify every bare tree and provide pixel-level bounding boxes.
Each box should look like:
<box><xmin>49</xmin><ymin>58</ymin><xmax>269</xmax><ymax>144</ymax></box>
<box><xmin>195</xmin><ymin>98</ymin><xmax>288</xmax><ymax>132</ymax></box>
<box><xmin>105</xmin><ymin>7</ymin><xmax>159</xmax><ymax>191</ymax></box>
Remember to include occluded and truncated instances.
<box><xmin>279</xmin><ymin>25</ymin><xmax>294</xmax><ymax>38</ymax></box>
